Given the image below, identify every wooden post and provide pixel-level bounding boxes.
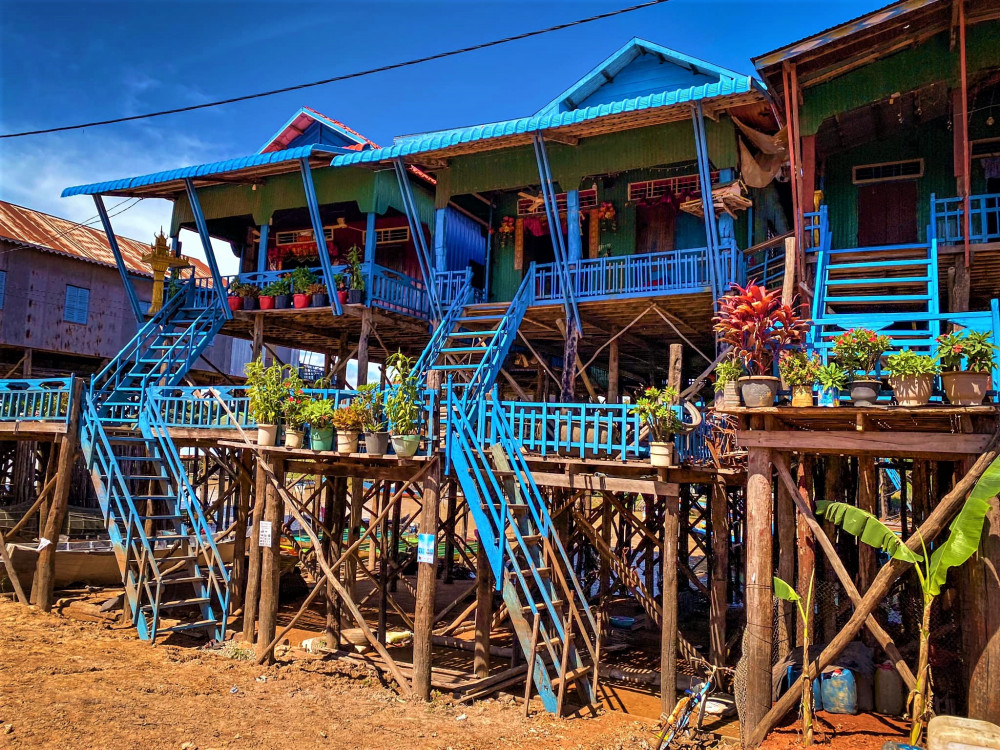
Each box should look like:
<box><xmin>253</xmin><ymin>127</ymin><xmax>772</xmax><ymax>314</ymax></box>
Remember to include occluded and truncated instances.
<box><xmin>857</xmin><ymin>456</ymin><xmax>878</xmax><ymax>593</ymax></box>
<box><xmin>951</xmin><ymin>258</ymin><xmax>971</xmax><ymax>314</ymax></box>
<box><xmin>357</xmin><ymin>308</ymin><xmax>372</xmax><ymax>387</ymax></box>
<box><xmin>607</xmin><ymin>339</ymin><xmax>620</xmax><ymax>403</ymax></box>
<box><xmin>782</xmin><ymin>236</ymin><xmax>796</xmax><ymax>305</ymax></box>
<box><xmin>255</xmin><ymin>455</ymin><xmax>284</xmax><ymax>664</ymax></box>
<box><xmin>743</xmin><ymin>437</ymin><xmax>773</xmax><ymax>736</ymax></box>
<box><xmin>251</xmin><ymin>316</ymin><xmax>264</xmax><ymax>361</ymax></box>
<box><xmin>32</xmin><ymin>378</ymin><xmax>82</xmax><ymax>612</ymax></box>
<box><xmin>230</xmin><ymin>451</ymin><xmax>254</xmax><ymax>610</ymax></box>
<box><xmin>796</xmin><ymin>455</ymin><xmax>815</xmax><ymax>645</ymax></box>
<box><xmin>242</xmin><ymin>457</ymin><xmax>266</xmax><ymax>644</ymax></box>
<box><xmin>412</xmin><ymin>458</ymin><xmax>442</xmax><ymax>700</ymax></box>
<box><xmin>599</xmin><ymin>494</ymin><xmax>612</xmax><ymax>603</ymax></box>
<box><xmin>444</xmin><ymin>480</ymin><xmax>457</xmax><ymax>584</ymax></box>
<box><xmin>474</xmin><ymin>531</ymin><xmax>494</xmax><ymax>679</ymax></box>
<box><xmin>558</xmin><ymin>317</ymin><xmax>581</xmax><ymax>402</ymax></box>
<box><xmin>347</xmin><ymin>476</ymin><xmax>364</xmax><ymax>600</ymax></box>
<box><xmin>660</xmin><ymin>479</ymin><xmax>679</xmax><ymax>719</ymax></box>
<box><xmin>709</xmin><ymin>476</ymin><xmax>729</xmax><ymax>665</ymax></box>
<box><xmin>668</xmin><ymin>344</ymin><xmax>682</xmax><ymax>395</ymax></box>
<box><xmin>776</xmin><ymin>470</ymin><xmax>796</xmax><ymax>657</ymax></box>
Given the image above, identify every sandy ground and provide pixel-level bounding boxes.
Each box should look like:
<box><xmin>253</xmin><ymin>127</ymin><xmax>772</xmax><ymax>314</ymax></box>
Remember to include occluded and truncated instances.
<box><xmin>0</xmin><ymin>599</ymin><xmax>661</xmax><ymax>750</ymax></box>
<box><xmin>757</xmin><ymin>712</ymin><xmax>911</xmax><ymax>750</ymax></box>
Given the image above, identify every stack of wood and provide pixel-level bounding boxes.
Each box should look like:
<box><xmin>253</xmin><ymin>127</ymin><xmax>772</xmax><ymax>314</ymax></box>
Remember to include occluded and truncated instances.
<box><xmin>680</xmin><ymin>182</ymin><xmax>752</xmax><ymax>219</ymax></box>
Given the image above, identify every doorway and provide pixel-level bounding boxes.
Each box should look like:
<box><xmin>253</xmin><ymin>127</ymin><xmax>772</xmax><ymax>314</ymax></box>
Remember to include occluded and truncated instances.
<box><xmin>857</xmin><ymin>180</ymin><xmax>919</xmax><ymax>246</ymax></box>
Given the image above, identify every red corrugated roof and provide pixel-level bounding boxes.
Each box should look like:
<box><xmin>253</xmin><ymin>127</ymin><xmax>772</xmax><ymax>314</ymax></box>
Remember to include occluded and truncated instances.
<box><xmin>0</xmin><ymin>200</ymin><xmax>212</xmax><ymax>278</ymax></box>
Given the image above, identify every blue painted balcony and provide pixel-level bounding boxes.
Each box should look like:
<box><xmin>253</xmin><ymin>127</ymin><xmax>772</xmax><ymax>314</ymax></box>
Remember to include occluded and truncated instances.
<box><xmin>530</xmin><ymin>243</ymin><xmax>741</xmax><ymax>306</ymax></box>
<box><xmin>0</xmin><ymin>378</ymin><xmax>75</xmax><ymax>424</ymax></box>
<box><xmin>933</xmin><ymin>193</ymin><xmax>1000</xmax><ymax>246</ymax></box>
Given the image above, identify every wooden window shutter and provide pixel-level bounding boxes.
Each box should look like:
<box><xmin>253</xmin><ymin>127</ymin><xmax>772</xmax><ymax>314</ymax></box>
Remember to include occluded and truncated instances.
<box><xmin>588</xmin><ymin>209</ymin><xmax>601</xmax><ymax>258</ymax></box>
<box><xmin>514</xmin><ymin>217</ymin><xmax>525</xmax><ymax>270</ymax></box>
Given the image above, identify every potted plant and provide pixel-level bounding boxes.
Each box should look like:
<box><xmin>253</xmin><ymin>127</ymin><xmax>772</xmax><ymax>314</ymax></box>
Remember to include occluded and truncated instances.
<box><xmin>815</xmin><ymin>363</ymin><xmax>847</xmax><ymax>407</ymax></box>
<box><xmin>713</xmin><ymin>357</ymin><xmax>742</xmax><ymax>410</ymax></box>
<box><xmin>289</xmin><ymin>267</ymin><xmax>317</xmax><ymax>309</ymax></box>
<box><xmin>259</xmin><ymin>280</ymin><xmax>283</xmax><ymax>310</ymax></box>
<box><xmin>346</xmin><ymin>246</ymin><xmax>365</xmax><ymax>304</ymax></box>
<box><xmin>227</xmin><ymin>281</ymin><xmax>245</xmax><ymax>312</ymax></box>
<box><xmin>886</xmin><ymin>350</ymin><xmax>939</xmax><ymax>407</ymax></box>
<box><xmin>245</xmin><ymin>357</ymin><xmax>285</xmax><ymax>446</ymax></box>
<box><xmin>713</xmin><ymin>282</ymin><xmax>809</xmax><ymax>408</ymax></box>
<box><xmin>357</xmin><ymin>383</ymin><xmax>389</xmax><ymax>455</ymax></box>
<box><xmin>936</xmin><ymin>330</ymin><xmax>997</xmax><ymax>405</ymax></box>
<box><xmin>241</xmin><ymin>283</ymin><xmax>260</xmax><ymax>311</ymax></box>
<box><xmin>274</xmin><ymin>275</ymin><xmax>292</xmax><ymax>309</ymax></box>
<box><xmin>385</xmin><ymin>351</ymin><xmax>421</xmax><ymax>458</ymax></box>
<box><xmin>301</xmin><ymin>398</ymin><xmax>336</xmax><ymax>451</ymax></box>
<box><xmin>779</xmin><ymin>350</ymin><xmax>820</xmax><ymax>407</ymax></box>
<box><xmin>831</xmin><ymin>329</ymin><xmax>891</xmax><ymax>406</ymax></box>
<box><xmin>334</xmin><ymin>273</ymin><xmax>349</xmax><ymax>306</ymax></box>
<box><xmin>331</xmin><ymin>401</ymin><xmax>364</xmax><ymax>454</ymax></box>
<box><xmin>630</xmin><ymin>385</ymin><xmax>683</xmax><ymax>467</ymax></box>
<box><xmin>307</xmin><ymin>282</ymin><xmax>328</xmax><ymax>308</ymax></box>
<box><xmin>281</xmin><ymin>371</ymin><xmax>307</xmax><ymax>448</ymax></box>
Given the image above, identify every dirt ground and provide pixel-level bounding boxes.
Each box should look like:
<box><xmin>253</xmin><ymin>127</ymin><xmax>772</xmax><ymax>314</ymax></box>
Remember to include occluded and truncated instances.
<box><xmin>757</xmin><ymin>712</ymin><xmax>911</xmax><ymax>750</ymax></box>
<box><xmin>0</xmin><ymin>599</ymin><xmax>660</xmax><ymax>750</ymax></box>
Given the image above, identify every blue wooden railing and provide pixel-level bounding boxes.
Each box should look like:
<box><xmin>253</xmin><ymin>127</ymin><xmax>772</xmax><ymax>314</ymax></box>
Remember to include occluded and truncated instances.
<box><xmin>436</xmin><ymin>268</ymin><xmax>483</xmax><ymax>307</ymax></box>
<box><xmin>369</xmin><ymin>265</ymin><xmax>430</xmax><ymax>320</ymax></box>
<box><xmin>744</xmin><ymin>235</ymin><xmax>788</xmax><ymax>289</ymax></box>
<box><xmin>0</xmin><ymin>378</ymin><xmax>74</xmax><ymax>422</ymax></box>
<box><xmin>802</xmin><ymin>206</ymin><xmax>831</xmax><ymax>253</ymax></box>
<box><xmin>933</xmin><ymin>193</ymin><xmax>1000</xmax><ymax>245</ymax></box>
<box><xmin>532</xmin><ymin>244</ymin><xmax>739</xmax><ymax>304</ymax></box>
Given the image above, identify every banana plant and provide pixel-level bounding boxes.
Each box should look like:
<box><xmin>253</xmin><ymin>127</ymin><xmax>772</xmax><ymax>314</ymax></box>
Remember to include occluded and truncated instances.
<box><xmin>817</xmin><ymin>454</ymin><xmax>999</xmax><ymax>745</ymax></box>
<box><xmin>773</xmin><ymin>573</ymin><xmax>815</xmax><ymax>746</ymax></box>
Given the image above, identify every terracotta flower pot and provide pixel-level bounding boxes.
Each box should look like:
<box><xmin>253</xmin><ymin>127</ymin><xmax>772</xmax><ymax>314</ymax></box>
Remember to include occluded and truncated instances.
<box><xmin>941</xmin><ymin>370</ymin><xmax>992</xmax><ymax>405</ymax></box>
<box><xmin>790</xmin><ymin>385</ymin><xmax>814</xmax><ymax>407</ymax></box>
<box><xmin>256</xmin><ymin>424</ymin><xmax>277</xmax><ymax>446</ymax></box>
<box><xmin>259</xmin><ymin>296</ymin><xmax>275</xmax><ymax>310</ymax></box>
<box><xmin>739</xmin><ymin>376</ymin><xmax>780</xmax><ymax>408</ymax></box>
<box><xmin>649</xmin><ymin>441</ymin><xmax>675</xmax><ymax>468</ymax></box>
<box><xmin>284</xmin><ymin>428</ymin><xmax>304</xmax><ymax>449</ymax></box>
<box><xmin>889</xmin><ymin>373</ymin><xmax>934</xmax><ymax>407</ymax></box>
<box><xmin>337</xmin><ymin>290</ymin><xmax>349</xmax><ymax>306</ymax></box>
<box><xmin>848</xmin><ymin>379</ymin><xmax>882</xmax><ymax>406</ymax></box>
<box><xmin>292</xmin><ymin>293</ymin><xmax>310</xmax><ymax>309</ymax></box>
<box><xmin>227</xmin><ymin>296</ymin><xmax>243</xmax><ymax>312</ymax></box>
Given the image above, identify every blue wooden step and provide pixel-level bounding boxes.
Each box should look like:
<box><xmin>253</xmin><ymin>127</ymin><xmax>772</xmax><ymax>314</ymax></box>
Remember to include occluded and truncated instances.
<box><xmin>825</xmin><ymin>276</ymin><xmax>930</xmax><ymax>286</ymax></box>
<box><xmin>430</xmin><ymin>364</ymin><xmax>480</xmax><ymax>370</ymax></box>
<box><xmin>440</xmin><ymin>346</ymin><xmax>489</xmax><ymax>354</ymax></box>
<box><xmin>825</xmin><ymin>294</ymin><xmax>932</xmax><ymax>302</ymax></box>
<box><xmin>828</xmin><ymin>258</ymin><xmax>930</xmax><ymax>270</ymax></box>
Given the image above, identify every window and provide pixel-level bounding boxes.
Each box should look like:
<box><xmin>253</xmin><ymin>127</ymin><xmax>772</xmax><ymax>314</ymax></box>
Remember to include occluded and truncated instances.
<box><xmin>852</xmin><ymin>159</ymin><xmax>924</xmax><ymax>185</ymax></box>
<box><xmin>628</xmin><ymin>172</ymin><xmax>719</xmax><ymax>202</ymax></box>
<box><xmin>64</xmin><ymin>285</ymin><xmax>90</xmax><ymax>324</ymax></box>
<box><xmin>516</xmin><ymin>188</ymin><xmax>597</xmax><ymax>216</ymax></box>
<box><xmin>0</xmin><ymin>270</ymin><xmax>5</xmax><ymax>309</ymax></box>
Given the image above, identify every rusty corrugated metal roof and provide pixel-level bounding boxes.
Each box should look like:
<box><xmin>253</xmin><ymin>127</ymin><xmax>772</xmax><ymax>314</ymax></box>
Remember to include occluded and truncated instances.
<box><xmin>0</xmin><ymin>200</ymin><xmax>211</xmax><ymax>278</ymax></box>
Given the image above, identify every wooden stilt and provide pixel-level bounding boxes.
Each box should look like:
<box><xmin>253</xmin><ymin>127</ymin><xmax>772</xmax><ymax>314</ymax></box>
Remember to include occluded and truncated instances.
<box><xmin>776</xmin><ymin>467</ymin><xmax>796</xmax><ymax>656</ymax></box>
<box><xmin>796</xmin><ymin>456</ymin><xmax>815</xmax><ymax>647</ymax></box>
<box><xmin>412</xmin><ymin>458</ymin><xmax>442</xmax><ymax>700</ymax></box>
<box><xmin>31</xmin><ymin>378</ymin><xmax>82</xmax><ymax>612</ymax></box>
<box><xmin>709</xmin><ymin>476</ymin><xmax>729</xmax><ymax>665</ymax></box>
<box><xmin>474</xmin><ymin>531</ymin><xmax>494</xmax><ymax>679</ymax></box>
<box><xmin>357</xmin><ymin>307</ymin><xmax>372</xmax><ymax>387</ymax></box>
<box><xmin>857</xmin><ymin>456</ymin><xmax>878</xmax><ymax>593</ymax></box>
<box><xmin>242</xmin><ymin>456</ymin><xmax>266</xmax><ymax>644</ymax></box>
<box><xmin>742</xmin><ymin>438</ymin><xmax>773</xmax><ymax>737</ymax></box>
<box><xmin>660</xmin><ymin>473</ymin><xmax>679</xmax><ymax>720</ymax></box>
<box><xmin>255</xmin><ymin>456</ymin><xmax>285</xmax><ymax>664</ymax></box>
<box><xmin>230</xmin><ymin>451</ymin><xmax>253</xmax><ymax>610</ymax></box>
<box><xmin>444</xmin><ymin>479</ymin><xmax>457</xmax><ymax>585</ymax></box>
<box><xmin>607</xmin><ymin>339</ymin><xmax>620</xmax><ymax>403</ymax></box>
<box><xmin>251</xmin><ymin>316</ymin><xmax>264</xmax><ymax>361</ymax></box>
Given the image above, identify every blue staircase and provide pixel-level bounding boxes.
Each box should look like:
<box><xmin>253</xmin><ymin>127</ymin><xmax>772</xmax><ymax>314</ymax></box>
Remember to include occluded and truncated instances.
<box><xmin>446</xmin><ymin>396</ymin><xmax>599</xmax><ymax>714</ymax></box>
<box><xmin>809</xmin><ymin>239</ymin><xmax>941</xmax><ymax>358</ymax></box>
<box><xmin>80</xmin><ymin>279</ymin><xmax>231</xmax><ymax>641</ymax></box>
<box><xmin>416</xmin><ymin>267</ymin><xmax>535</xmax><ymax>405</ymax></box>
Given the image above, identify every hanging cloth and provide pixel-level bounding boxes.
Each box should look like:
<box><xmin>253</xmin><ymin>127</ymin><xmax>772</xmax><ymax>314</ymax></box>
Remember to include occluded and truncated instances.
<box><xmin>732</xmin><ymin>116</ymin><xmax>788</xmax><ymax>157</ymax></box>
<box><xmin>739</xmin><ymin>137</ymin><xmax>785</xmax><ymax>189</ymax></box>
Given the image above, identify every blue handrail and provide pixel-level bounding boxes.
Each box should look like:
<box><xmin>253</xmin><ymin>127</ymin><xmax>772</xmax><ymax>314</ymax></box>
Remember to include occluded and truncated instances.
<box><xmin>933</xmin><ymin>192</ymin><xmax>1000</xmax><ymax>245</ymax></box>
<box><xmin>0</xmin><ymin>378</ymin><xmax>74</xmax><ymax>423</ymax></box>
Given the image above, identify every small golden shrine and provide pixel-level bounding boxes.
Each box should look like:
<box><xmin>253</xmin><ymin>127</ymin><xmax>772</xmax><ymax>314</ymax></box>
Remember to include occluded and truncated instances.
<box><xmin>142</xmin><ymin>230</ymin><xmax>190</xmax><ymax>313</ymax></box>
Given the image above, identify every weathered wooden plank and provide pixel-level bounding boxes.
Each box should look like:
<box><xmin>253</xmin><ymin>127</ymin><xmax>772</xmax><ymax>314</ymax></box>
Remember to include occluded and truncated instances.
<box><xmin>736</xmin><ymin>430</ymin><xmax>991</xmax><ymax>456</ymax></box>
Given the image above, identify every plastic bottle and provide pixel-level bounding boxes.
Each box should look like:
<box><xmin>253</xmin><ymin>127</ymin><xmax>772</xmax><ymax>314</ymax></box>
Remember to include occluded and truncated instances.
<box><xmin>820</xmin><ymin>668</ymin><xmax>858</xmax><ymax>714</ymax></box>
<box><xmin>874</xmin><ymin>661</ymin><xmax>905</xmax><ymax>715</ymax></box>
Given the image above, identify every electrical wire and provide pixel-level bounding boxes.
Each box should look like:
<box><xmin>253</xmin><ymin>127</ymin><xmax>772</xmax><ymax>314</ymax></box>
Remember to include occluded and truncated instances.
<box><xmin>0</xmin><ymin>0</ymin><xmax>672</xmax><ymax>139</ymax></box>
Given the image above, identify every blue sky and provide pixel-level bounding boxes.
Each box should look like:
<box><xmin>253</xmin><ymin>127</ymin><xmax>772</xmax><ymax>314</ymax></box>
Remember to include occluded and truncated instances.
<box><xmin>1</xmin><ymin>0</ymin><xmax>878</xmax><ymax>275</ymax></box>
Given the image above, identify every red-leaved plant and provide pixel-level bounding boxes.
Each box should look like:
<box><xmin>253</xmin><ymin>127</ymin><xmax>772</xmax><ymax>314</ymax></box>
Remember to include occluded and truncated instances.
<box><xmin>713</xmin><ymin>282</ymin><xmax>809</xmax><ymax>376</ymax></box>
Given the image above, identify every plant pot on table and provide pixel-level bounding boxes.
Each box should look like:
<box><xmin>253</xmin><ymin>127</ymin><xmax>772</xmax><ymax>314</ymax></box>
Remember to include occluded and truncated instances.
<box><xmin>889</xmin><ymin>373</ymin><xmax>934</xmax><ymax>407</ymax></box>
<box><xmin>292</xmin><ymin>293</ymin><xmax>310</xmax><ymax>309</ymax></box>
<box><xmin>257</xmin><ymin>424</ymin><xmax>278</xmax><ymax>446</ymax></box>
<box><xmin>227</xmin><ymin>296</ymin><xmax>243</xmax><ymax>312</ymax></box>
<box><xmin>243</xmin><ymin>297</ymin><xmax>258</xmax><ymax>311</ymax></box>
<box><xmin>347</xmin><ymin>289</ymin><xmax>364</xmax><ymax>305</ymax></box>
<box><xmin>337</xmin><ymin>290</ymin><xmax>349</xmax><ymax>306</ymax></box>
<box><xmin>284</xmin><ymin>427</ymin><xmax>305</xmax><ymax>449</ymax></box>
<box><xmin>848</xmin><ymin>379</ymin><xmax>883</xmax><ymax>406</ymax></box>
<box><xmin>274</xmin><ymin>294</ymin><xmax>290</xmax><ymax>309</ymax></box>
<box><xmin>391</xmin><ymin>434</ymin><xmax>420</xmax><ymax>458</ymax></box>
<box><xmin>790</xmin><ymin>385</ymin><xmax>814</xmax><ymax>407</ymax></box>
<box><xmin>816</xmin><ymin>386</ymin><xmax>841</xmax><ymax>408</ymax></box>
<box><xmin>364</xmin><ymin>432</ymin><xmax>390</xmax><ymax>456</ymax></box>
<box><xmin>336</xmin><ymin>430</ymin><xmax>359</xmax><ymax>454</ymax></box>
<box><xmin>739</xmin><ymin>376</ymin><xmax>780</xmax><ymax>408</ymax></box>
<box><xmin>311</xmin><ymin>293</ymin><xmax>328</xmax><ymax>308</ymax></box>
<box><xmin>259</xmin><ymin>296</ymin><xmax>275</xmax><ymax>310</ymax></box>
<box><xmin>649</xmin><ymin>441</ymin><xmax>675</xmax><ymax>468</ymax></box>
<box><xmin>715</xmin><ymin>381</ymin><xmax>741</xmax><ymax>410</ymax></box>
<box><xmin>941</xmin><ymin>370</ymin><xmax>992</xmax><ymax>405</ymax></box>
<box><xmin>309</xmin><ymin>426</ymin><xmax>334</xmax><ymax>451</ymax></box>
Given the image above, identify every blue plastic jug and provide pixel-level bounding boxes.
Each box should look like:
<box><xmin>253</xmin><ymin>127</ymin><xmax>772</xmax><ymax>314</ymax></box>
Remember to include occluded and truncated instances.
<box><xmin>820</xmin><ymin>669</ymin><xmax>858</xmax><ymax>714</ymax></box>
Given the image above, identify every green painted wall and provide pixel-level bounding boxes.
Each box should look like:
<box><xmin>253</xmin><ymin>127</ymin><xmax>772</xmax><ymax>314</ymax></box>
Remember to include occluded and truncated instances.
<box><xmin>822</xmin><ymin>117</ymin><xmax>954</xmax><ymax>247</ymax></box>
<box><xmin>800</xmin><ymin>21</ymin><xmax>1000</xmax><ymax>136</ymax></box>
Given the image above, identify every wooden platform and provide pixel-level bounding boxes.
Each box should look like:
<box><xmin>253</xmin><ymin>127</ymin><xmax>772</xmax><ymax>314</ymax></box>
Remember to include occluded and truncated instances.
<box><xmin>0</xmin><ymin>421</ymin><xmax>67</xmax><ymax>440</ymax></box>
<box><xmin>217</xmin><ymin>440</ymin><xmax>430</xmax><ymax>480</ymax></box>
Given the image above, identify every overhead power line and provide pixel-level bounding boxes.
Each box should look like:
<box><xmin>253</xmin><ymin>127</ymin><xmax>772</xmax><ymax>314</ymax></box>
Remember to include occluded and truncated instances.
<box><xmin>1</xmin><ymin>0</ymin><xmax>671</xmax><ymax>140</ymax></box>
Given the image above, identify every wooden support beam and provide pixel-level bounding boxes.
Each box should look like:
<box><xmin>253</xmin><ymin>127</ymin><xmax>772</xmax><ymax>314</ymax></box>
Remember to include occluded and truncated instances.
<box><xmin>857</xmin><ymin>456</ymin><xmax>878</xmax><ymax>593</ymax></box>
<box><xmin>743</xmin><ymin>438</ymin><xmax>773</xmax><ymax>736</ymax></box>
<box><xmin>474</xmin><ymin>532</ymin><xmax>493</xmax><ymax>679</ymax></box>
<box><xmin>796</xmin><ymin>456</ymin><xmax>815</xmax><ymax>646</ymax></box>
<box><xmin>255</xmin><ymin>455</ymin><xmax>285</xmax><ymax>664</ymax></box>
<box><xmin>607</xmin><ymin>339</ymin><xmax>620</xmax><ymax>404</ymax></box>
<box><xmin>357</xmin><ymin>307</ymin><xmax>372</xmax><ymax>387</ymax></box>
<box><xmin>736</xmin><ymin>430</ymin><xmax>992</xmax><ymax>457</ymax></box>
<box><xmin>709</xmin><ymin>476</ymin><xmax>728</xmax><ymax>665</ymax></box>
<box><xmin>31</xmin><ymin>378</ymin><xmax>82</xmax><ymax>612</ymax></box>
<box><xmin>660</xmin><ymin>470</ymin><xmax>678</xmax><ymax>720</ymax></box>
<box><xmin>230</xmin><ymin>451</ymin><xmax>253</xmax><ymax>610</ymax></box>
<box><xmin>242</xmin><ymin>456</ymin><xmax>266</xmax><ymax>644</ymax></box>
<box><xmin>412</xmin><ymin>458</ymin><xmax>442</xmax><ymax>700</ymax></box>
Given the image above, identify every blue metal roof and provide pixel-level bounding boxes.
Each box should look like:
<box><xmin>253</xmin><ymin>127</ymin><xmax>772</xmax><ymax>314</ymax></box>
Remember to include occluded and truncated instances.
<box><xmin>61</xmin><ymin>144</ymin><xmax>347</xmax><ymax>198</ymax></box>
<box><xmin>330</xmin><ymin>76</ymin><xmax>754</xmax><ymax>168</ymax></box>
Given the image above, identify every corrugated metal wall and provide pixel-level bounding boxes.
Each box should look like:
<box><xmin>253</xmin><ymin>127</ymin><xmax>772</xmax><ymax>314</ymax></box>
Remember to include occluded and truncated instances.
<box><xmin>444</xmin><ymin>207</ymin><xmax>487</xmax><ymax>271</ymax></box>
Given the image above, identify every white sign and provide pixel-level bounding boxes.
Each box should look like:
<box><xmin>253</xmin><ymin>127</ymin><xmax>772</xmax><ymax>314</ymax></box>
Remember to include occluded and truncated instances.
<box><xmin>416</xmin><ymin>533</ymin><xmax>436</xmax><ymax>564</ymax></box>
<box><xmin>258</xmin><ymin>521</ymin><xmax>273</xmax><ymax>547</ymax></box>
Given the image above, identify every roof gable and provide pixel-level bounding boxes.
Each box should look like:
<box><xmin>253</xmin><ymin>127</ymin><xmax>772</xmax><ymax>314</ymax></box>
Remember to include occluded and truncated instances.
<box><xmin>537</xmin><ymin>38</ymin><xmax>747</xmax><ymax>115</ymax></box>
<box><xmin>258</xmin><ymin>107</ymin><xmax>375</xmax><ymax>153</ymax></box>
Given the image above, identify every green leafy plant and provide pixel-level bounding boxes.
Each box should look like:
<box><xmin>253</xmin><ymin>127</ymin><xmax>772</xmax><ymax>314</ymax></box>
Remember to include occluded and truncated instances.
<box><xmin>331</xmin><ymin>401</ymin><xmax>365</xmax><ymax>432</ymax></box>
<box><xmin>346</xmin><ymin>246</ymin><xmax>365</xmax><ymax>291</ymax></box>
<box><xmin>261</xmin><ymin>277</ymin><xmax>290</xmax><ymax>297</ymax></box>
<box><xmin>817</xmin><ymin>454</ymin><xmax>1000</xmax><ymax>746</ymax></box>
<box><xmin>778</xmin><ymin>350</ymin><xmax>821</xmax><ymax>387</ymax></box>
<box><xmin>333</xmin><ymin>273</ymin><xmax>347</xmax><ymax>291</ymax></box>
<box><xmin>936</xmin><ymin>330</ymin><xmax>998</xmax><ymax>373</ymax></box>
<box><xmin>773</xmin><ymin>574</ymin><xmax>816</xmax><ymax>747</ymax></box>
<box><xmin>713</xmin><ymin>282</ymin><xmax>809</xmax><ymax>376</ymax></box>
<box><xmin>356</xmin><ymin>383</ymin><xmax>387</xmax><ymax>432</ymax></box>
<box><xmin>713</xmin><ymin>358</ymin><xmax>743</xmax><ymax>393</ymax></box>
<box><xmin>385</xmin><ymin>351</ymin><xmax>420</xmax><ymax>435</ymax></box>
<box><xmin>629</xmin><ymin>386</ymin><xmax>683</xmax><ymax>442</ymax></box>
<box><xmin>300</xmin><ymin>399</ymin><xmax>336</xmax><ymax>429</ymax></box>
<box><xmin>245</xmin><ymin>358</ymin><xmax>287</xmax><ymax>425</ymax></box>
<box><xmin>306</xmin><ymin>282</ymin><xmax>327</xmax><ymax>296</ymax></box>
<box><xmin>240</xmin><ymin>283</ymin><xmax>260</xmax><ymax>299</ymax></box>
<box><xmin>885</xmin><ymin>350</ymin><xmax>939</xmax><ymax>377</ymax></box>
<box><xmin>288</xmin><ymin>266</ymin><xmax>318</xmax><ymax>294</ymax></box>
<box><xmin>280</xmin><ymin>369</ymin><xmax>307</xmax><ymax>428</ymax></box>
<box><xmin>831</xmin><ymin>329</ymin><xmax>891</xmax><ymax>378</ymax></box>
<box><xmin>816</xmin><ymin>363</ymin><xmax>848</xmax><ymax>391</ymax></box>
